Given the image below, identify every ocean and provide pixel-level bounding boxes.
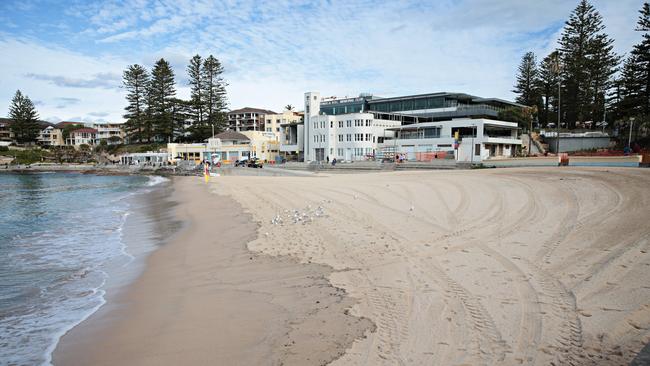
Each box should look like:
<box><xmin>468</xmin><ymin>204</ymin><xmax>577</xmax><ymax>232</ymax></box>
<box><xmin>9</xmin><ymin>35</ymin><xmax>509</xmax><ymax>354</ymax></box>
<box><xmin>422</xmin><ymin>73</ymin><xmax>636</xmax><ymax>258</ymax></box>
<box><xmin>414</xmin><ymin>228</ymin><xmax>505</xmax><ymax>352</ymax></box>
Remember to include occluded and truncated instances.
<box><xmin>0</xmin><ymin>172</ymin><xmax>168</xmax><ymax>366</ymax></box>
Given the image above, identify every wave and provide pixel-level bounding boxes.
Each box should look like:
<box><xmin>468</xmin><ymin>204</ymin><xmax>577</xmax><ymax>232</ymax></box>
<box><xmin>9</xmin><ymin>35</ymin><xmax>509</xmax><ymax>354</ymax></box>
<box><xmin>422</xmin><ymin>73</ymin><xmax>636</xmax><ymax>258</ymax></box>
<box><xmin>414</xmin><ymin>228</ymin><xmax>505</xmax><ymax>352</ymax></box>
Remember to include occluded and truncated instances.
<box><xmin>146</xmin><ymin>175</ymin><xmax>169</xmax><ymax>187</ymax></box>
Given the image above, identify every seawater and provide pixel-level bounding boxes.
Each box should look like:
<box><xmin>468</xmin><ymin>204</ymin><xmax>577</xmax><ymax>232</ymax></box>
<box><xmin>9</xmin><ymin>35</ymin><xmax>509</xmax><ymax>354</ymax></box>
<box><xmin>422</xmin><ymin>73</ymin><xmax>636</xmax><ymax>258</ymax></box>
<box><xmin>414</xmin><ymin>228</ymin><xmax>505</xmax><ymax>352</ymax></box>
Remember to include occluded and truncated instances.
<box><xmin>0</xmin><ymin>172</ymin><xmax>165</xmax><ymax>366</ymax></box>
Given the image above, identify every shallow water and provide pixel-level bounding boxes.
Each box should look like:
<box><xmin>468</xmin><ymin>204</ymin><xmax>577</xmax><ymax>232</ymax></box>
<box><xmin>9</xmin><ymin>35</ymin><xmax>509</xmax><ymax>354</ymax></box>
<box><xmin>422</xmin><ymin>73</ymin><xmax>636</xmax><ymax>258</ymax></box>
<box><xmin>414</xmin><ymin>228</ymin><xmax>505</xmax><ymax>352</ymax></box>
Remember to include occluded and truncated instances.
<box><xmin>0</xmin><ymin>172</ymin><xmax>163</xmax><ymax>366</ymax></box>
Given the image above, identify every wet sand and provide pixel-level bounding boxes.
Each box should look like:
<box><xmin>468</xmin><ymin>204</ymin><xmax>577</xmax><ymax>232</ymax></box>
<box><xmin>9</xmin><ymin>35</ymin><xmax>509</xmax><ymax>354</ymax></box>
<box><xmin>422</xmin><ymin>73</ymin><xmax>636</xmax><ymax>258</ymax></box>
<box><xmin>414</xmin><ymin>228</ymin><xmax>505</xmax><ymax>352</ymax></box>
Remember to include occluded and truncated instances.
<box><xmin>53</xmin><ymin>176</ymin><xmax>373</xmax><ymax>365</ymax></box>
<box><xmin>213</xmin><ymin>167</ymin><xmax>650</xmax><ymax>365</ymax></box>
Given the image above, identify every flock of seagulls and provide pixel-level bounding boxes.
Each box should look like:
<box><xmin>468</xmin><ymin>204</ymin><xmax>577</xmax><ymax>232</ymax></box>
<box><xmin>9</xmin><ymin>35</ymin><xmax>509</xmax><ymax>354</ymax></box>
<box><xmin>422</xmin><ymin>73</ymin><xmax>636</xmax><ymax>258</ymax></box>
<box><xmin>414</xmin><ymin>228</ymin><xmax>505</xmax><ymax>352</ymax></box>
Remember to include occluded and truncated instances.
<box><xmin>270</xmin><ymin>201</ymin><xmax>330</xmax><ymax>226</ymax></box>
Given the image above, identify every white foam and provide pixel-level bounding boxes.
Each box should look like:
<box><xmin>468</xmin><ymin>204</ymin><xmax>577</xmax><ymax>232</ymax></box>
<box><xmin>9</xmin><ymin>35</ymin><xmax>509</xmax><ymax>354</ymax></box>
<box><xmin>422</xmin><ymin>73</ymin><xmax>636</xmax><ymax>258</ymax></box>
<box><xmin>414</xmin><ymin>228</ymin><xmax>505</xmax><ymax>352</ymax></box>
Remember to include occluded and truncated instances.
<box><xmin>146</xmin><ymin>175</ymin><xmax>169</xmax><ymax>186</ymax></box>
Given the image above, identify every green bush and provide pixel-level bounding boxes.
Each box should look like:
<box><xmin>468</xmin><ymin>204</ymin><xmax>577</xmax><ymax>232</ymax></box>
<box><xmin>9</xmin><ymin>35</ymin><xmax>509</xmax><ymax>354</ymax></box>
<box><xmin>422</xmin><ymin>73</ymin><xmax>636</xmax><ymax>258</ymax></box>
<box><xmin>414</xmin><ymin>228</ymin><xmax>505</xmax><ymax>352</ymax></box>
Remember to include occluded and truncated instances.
<box><xmin>0</xmin><ymin>146</ymin><xmax>8</xmax><ymax>152</ymax></box>
<box><xmin>3</xmin><ymin>149</ymin><xmax>47</xmax><ymax>164</ymax></box>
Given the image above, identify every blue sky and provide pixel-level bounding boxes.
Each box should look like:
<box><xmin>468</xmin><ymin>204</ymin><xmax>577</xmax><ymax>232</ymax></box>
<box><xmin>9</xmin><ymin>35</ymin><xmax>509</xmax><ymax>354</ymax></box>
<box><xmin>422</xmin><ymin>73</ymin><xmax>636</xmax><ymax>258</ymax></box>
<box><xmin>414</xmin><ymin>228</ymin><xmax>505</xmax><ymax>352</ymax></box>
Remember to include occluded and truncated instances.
<box><xmin>0</xmin><ymin>0</ymin><xmax>645</xmax><ymax>123</ymax></box>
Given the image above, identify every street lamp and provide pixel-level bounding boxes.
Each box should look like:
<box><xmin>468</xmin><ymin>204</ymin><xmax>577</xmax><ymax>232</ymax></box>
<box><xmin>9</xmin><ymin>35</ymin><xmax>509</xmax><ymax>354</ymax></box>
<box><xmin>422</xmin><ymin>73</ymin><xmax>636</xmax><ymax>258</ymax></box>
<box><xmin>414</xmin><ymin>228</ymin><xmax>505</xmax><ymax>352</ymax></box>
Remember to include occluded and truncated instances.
<box><xmin>470</xmin><ymin>124</ymin><xmax>476</xmax><ymax>165</ymax></box>
<box><xmin>628</xmin><ymin>117</ymin><xmax>635</xmax><ymax>149</ymax></box>
<box><xmin>552</xmin><ymin>50</ymin><xmax>562</xmax><ymax>154</ymax></box>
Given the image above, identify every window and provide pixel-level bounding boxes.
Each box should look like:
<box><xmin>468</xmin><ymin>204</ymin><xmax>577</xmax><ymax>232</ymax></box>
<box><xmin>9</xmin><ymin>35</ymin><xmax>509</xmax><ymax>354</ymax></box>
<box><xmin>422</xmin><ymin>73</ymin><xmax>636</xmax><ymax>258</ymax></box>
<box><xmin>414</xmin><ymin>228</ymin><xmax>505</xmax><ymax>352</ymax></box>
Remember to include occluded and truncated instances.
<box><xmin>338</xmin><ymin>121</ymin><xmax>343</xmax><ymax>128</ymax></box>
<box><xmin>366</xmin><ymin>119</ymin><xmax>371</xmax><ymax>126</ymax></box>
<box><xmin>346</xmin><ymin>134</ymin><xmax>351</xmax><ymax>141</ymax></box>
<box><xmin>347</xmin><ymin>120</ymin><xmax>351</xmax><ymax>127</ymax></box>
<box><xmin>475</xmin><ymin>143</ymin><xmax>481</xmax><ymax>156</ymax></box>
<box><xmin>338</xmin><ymin>134</ymin><xmax>343</xmax><ymax>142</ymax></box>
<box><xmin>330</xmin><ymin>121</ymin><xmax>333</xmax><ymax>128</ymax></box>
<box><xmin>337</xmin><ymin>148</ymin><xmax>343</xmax><ymax>157</ymax></box>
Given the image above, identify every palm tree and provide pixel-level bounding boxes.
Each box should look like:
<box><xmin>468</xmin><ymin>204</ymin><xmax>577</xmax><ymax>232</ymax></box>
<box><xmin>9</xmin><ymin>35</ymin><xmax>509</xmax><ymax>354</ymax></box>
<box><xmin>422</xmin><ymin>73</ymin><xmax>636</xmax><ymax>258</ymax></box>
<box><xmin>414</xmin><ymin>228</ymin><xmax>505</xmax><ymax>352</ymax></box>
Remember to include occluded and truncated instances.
<box><xmin>285</xmin><ymin>104</ymin><xmax>294</xmax><ymax>111</ymax></box>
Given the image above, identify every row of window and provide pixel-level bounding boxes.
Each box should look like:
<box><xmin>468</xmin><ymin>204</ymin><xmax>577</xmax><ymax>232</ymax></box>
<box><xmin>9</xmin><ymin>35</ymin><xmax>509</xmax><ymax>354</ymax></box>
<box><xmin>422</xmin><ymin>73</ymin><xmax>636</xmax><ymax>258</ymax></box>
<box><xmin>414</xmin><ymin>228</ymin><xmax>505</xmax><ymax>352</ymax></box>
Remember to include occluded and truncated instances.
<box><xmin>336</xmin><ymin>133</ymin><xmax>372</xmax><ymax>142</ymax></box>
<box><xmin>334</xmin><ymin>148</ymin><xmax>374</xmax><ymax>157</ymax></box>
<box><xmin>313</xmin><ymin>134</ymin><xmax>326</xmax><ymax>143</ymax></box>
<box><xmin>314</xmin><ymin>119</ymin><xmax>373</xmax><ymax>129</ymax></box>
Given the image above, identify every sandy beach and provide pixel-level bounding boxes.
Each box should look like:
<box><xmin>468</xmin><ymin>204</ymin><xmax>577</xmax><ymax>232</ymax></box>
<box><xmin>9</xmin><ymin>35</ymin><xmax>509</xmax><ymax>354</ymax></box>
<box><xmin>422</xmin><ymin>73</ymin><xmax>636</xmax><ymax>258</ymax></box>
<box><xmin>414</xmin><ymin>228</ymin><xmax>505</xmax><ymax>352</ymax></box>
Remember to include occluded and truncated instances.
<box><xmin>213</xmin><ymin>167</ymin><xmax>650</xmax><ymax>365</ymax></box>
<box><xmin>54</xmin><ymin>176</ymin><xmax>373</xmax><ymax>366</ymax></box>
<box><xmin>54</xmin><ymin>167</ymin><xmax>650</xmax><ymax>365</ymax></box>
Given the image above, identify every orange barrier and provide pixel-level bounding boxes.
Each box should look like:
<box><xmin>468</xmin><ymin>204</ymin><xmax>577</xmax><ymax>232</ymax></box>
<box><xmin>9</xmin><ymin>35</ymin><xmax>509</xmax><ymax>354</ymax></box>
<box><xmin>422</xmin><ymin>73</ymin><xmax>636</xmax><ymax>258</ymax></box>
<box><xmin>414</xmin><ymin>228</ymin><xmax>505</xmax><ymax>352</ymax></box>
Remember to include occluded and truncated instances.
<box><xmin>559</xmin><ymin>153</ymin><xmax>569</xmax><ymax>166</ymax></box>
<box><xmin>414</xmin><ymin>151</ymin><xmax>448</xmax><ymax>162</ymax></box>
<box><xmin>642</xmin><ymin>153</ymin><xmax>650</xmax><ymax>164</ymax></box>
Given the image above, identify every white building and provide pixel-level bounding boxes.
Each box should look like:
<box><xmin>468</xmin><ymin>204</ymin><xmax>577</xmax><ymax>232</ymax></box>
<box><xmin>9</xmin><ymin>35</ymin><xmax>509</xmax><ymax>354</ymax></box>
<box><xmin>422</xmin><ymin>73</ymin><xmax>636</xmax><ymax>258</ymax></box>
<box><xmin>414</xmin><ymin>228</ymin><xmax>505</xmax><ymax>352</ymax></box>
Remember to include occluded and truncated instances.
<box><xmin>303</xmin><ymin>92</ymin><xmax>400</xmax><ymax>162</ymax></box>
<box><xmin>92</xmin><ymin>122</ymin><xmax>125</xmax><ymax>145</ymax></box>
<box><xmin>380</xmin><ymin>118</ymin><xmax>522</xmax><ymax>162</ymax></box>
<box><xmin>279</xmin><ymin>119</ymin><xmax>304</xmax><ymax>161</ymax></box>
<box><xmin>66</xmin><ymin>128</ymin><xmax>97</xmax><ymax>147</ymax></box>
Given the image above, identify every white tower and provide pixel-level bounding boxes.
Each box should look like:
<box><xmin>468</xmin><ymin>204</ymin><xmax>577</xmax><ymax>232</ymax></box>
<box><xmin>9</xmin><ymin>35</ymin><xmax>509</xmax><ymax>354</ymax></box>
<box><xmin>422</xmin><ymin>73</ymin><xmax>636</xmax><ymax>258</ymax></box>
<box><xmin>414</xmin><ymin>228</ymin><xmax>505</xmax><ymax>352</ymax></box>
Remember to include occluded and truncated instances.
<box><xmin>303</xmin><ymin>92</ymin><xmax>321</xmax><ymax>162</ymax></box>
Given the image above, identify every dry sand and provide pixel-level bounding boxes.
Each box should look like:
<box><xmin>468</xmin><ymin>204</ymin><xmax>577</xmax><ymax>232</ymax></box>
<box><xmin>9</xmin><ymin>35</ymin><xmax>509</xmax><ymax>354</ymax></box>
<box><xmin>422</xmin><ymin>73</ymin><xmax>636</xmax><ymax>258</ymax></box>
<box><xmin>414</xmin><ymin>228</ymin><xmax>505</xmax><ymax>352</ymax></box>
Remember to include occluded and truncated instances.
<box><xmin>210</xmin><ymin>167</ymin><xmax>650</xmax><ymax>365</ymax></box>
<box><xmin>53</xmin><ymin>177</ymin><xmax>373</xmax><ymax>366</ymax></box>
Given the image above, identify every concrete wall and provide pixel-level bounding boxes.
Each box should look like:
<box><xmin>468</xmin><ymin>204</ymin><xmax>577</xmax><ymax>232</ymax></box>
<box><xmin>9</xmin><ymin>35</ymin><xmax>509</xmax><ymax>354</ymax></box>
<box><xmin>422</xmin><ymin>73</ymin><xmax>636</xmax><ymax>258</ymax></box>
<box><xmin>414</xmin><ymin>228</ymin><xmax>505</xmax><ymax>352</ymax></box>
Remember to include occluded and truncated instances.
<box><xmin>545</xmin><ymin>136</ymin><xmax>611</xmax><ymax>153</ymax></box>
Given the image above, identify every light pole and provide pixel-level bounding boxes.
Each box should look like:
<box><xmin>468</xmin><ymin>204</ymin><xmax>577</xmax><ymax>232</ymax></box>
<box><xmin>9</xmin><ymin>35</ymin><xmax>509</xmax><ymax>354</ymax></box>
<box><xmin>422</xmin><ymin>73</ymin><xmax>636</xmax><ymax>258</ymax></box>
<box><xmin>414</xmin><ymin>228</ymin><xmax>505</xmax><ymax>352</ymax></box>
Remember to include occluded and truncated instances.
<box><xmin>470</xmin><ymin>124</ymin><xmax>476</xmax><ymax>165</ymax></box>
<box><xmin>553</xmin><ymin>50</ymin><xmax>561</xmax><ymax>154</ymax></box>
<box><xmin>211</xmin><ymin>123</ymin><xmax>215</xmax><ymax>139</ymax></box>
<box><xmin>628</xmin><ymin>117</ymin><xmax>635</xmax><ymax>149</ymax></box>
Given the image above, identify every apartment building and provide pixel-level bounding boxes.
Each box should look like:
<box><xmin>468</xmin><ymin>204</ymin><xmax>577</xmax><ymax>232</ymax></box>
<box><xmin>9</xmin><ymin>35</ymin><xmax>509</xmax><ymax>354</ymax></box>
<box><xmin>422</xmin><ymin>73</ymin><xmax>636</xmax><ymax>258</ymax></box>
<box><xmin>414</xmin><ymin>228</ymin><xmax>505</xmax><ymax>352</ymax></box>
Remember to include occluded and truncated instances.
<box><xmin>92</xmin><ymin>122</ymin><xmax>125</xmax><ymax>145</ymax></box>
<box><xmin>227</xmin><ymin>107</ymin><xmax>277</xmax><ymax>132</ymax></box>
<box><xmin>66</xmin><ymin>128</ymin><xmax>97</xmax><ymax>147</ymax></box>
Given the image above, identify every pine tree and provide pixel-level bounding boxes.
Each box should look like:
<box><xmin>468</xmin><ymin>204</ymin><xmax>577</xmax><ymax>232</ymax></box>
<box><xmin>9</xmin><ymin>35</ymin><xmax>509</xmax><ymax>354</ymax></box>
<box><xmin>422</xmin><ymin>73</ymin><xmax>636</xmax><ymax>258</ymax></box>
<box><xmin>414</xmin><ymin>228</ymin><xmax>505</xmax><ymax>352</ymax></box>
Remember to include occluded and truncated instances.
<box><xmin>170</xmin><ymin>97</ymin><xmax>192</xmax><ymax>141</ymax></box>
<box><xmin>122</xmin><ymin>64</ymin><xmax>149</xmax><ymax>143</ymax></box>
<box><xmin>538</xmin><ymin>52</ymin><xmax>561</xmax><ymax>127</ymax></box>
<box><xmin>513</xmin><ymin>52</ymin><xmax>540</xmax><ymax>107</ymax></box>
<box><xmin>149</xmin><ymin>58</ymin><xmax>177</xmax><ymax>142</ymax></box>
<box><xmin>8</xmin><ymin>90</ymin><xmax>40</xmax><ymax>144</ymax></box>
<box><xmin>614</xmin><ymin>2</ymin><xmax>650</xmax><ymax>139</ymax></box>
<box><xmin>559</xmin><ymin>0</ymin><xmax>619</xmax><ymax>129</ymax></box>
<box><xmin>187</xmin><ymin>55</ymin><xmax>204</xmax><ymax>131</ymax></box>
<box><xmin>200</xmin><ymin>55</ymin><xmax>228</xmax><ymax>140</ymax></box>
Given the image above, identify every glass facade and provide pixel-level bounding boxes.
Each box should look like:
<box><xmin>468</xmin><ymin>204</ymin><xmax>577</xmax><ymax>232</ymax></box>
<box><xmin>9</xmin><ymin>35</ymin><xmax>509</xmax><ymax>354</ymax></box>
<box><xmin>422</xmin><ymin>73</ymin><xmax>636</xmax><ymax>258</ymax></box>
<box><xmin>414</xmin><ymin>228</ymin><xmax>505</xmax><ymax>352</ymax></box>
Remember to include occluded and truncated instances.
<box><xmin>320</xmin><ymin>103</ymin><xmax>363</xmax><ymax>115</ymax></box>
<box><xmin>369</xmin><ymin>97</ymin><xmax>448</xmax><ymax>113</ymax></box>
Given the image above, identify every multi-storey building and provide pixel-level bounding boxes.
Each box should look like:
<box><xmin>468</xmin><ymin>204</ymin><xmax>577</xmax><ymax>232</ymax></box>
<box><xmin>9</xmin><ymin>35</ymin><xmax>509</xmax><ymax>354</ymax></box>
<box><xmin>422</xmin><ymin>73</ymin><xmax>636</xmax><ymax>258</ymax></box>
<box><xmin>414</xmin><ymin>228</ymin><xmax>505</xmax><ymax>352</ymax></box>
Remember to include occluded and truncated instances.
<box><xmin>37</xmin><ymin>126</ymin><xmax>64</xmax><ymax>146</ymax></box>
<box><xmin>227</xmin><ymin>107</ymin><xmax>277</xmax><ymax>132</ymax></box>
<box><xmin>0</xmin><ymin>118</ymin><xmax>14</xmax><ymax>143</ymax></box>
<box><xmin>303</xmin><ymin>92</ymin><xmax>401</xmax><ymax>162</ymax></box>
<box><xmin>66</xmin><ymin>128</ymin><xmax>97</xmax><ymax>147</ymax></box>
<box><xmin>92</xmin><ymin>122</ymin><xmax>125</xmax><ymax>145</ymax></box>
<box><xmin>379</xmin><ymin>118</ymin><xmax>522</xmax><ymax>162</ymax></box>
<box><xmin>301</xmin><ymin>91</ymin><xmax>524</xmax><ymax>162</ymax></box>
<box><xmin>279</xmin><ymin>113</ymin><xmax>304</xmax><ymax>161</ymax></box>
<box><xmin>263</xmin><ymin>110</ymin><xmax>302</xmax><ymax>140</ymax></box>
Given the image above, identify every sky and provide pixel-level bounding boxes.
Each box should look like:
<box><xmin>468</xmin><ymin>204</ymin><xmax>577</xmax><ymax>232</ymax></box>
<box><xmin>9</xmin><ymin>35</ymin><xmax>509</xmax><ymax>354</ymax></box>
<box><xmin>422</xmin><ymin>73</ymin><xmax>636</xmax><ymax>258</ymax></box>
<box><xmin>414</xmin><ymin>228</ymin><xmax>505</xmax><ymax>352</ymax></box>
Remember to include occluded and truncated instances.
<box><xmin>0</xmin><ymin>0</ymin><xmax>645</xmax><ymax>123</ymax></box>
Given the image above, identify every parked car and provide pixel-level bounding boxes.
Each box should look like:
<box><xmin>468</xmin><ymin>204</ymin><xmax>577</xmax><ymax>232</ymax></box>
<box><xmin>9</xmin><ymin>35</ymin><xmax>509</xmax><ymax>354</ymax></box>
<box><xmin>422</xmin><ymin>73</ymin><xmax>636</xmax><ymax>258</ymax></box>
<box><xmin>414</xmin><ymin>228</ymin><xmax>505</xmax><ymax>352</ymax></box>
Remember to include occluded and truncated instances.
<box><xmin>234</xmin><ymin>159</ymin><xmax>248</xmax><ymax>167</ymax></box>
<box><xmin>247</xmin><ymin>158</ymin><xmax>263</xmax><ymax>168</ymax></box>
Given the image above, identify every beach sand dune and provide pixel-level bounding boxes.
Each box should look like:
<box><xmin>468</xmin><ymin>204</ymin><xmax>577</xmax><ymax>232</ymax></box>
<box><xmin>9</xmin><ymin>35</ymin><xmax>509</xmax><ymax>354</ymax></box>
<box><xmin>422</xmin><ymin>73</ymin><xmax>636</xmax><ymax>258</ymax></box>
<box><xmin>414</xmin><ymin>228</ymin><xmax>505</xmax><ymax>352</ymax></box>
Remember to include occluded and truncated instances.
<box><xmin>214</xmin><ymin>167</ymin><xmax>650</xmax><ymax>365</ymax></box>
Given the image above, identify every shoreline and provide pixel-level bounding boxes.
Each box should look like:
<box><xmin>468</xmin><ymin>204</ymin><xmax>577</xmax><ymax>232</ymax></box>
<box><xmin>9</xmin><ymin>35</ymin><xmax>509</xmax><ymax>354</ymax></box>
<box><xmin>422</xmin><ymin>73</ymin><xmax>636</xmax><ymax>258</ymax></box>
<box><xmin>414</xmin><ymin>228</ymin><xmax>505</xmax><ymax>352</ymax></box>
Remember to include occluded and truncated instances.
<box><xmin>46</xmin><ymin>175</ymin><xmax>179</xmax><ymax>365</ymax></box>
<box><xmin>53</xmin><ymin>176</ymin><xmax>373</xmax><ymax>365</ymax></box>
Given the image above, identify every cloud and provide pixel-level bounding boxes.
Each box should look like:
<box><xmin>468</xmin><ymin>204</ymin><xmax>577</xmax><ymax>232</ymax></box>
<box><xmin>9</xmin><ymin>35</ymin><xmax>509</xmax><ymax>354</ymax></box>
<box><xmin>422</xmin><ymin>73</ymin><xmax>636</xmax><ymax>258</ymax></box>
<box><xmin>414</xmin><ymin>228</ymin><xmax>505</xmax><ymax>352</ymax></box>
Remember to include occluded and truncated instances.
<box><xmin>0</xmin><ymin>0</ymin><xmax>645</xmax><ymax>120</ymax></box>
<box><xmin>88</xmin><ymin>111</ymin><xmax>109</xmax><ymax>117</ymax></box>
<box><xmin>25</xmin><ymin>72</ymin><xmax>121</xmax><ymax>89</ymax></box>
<box><xmin>54</xmin><ymin>97</ymin><xmax>81</xmax><ymax>108</ymax></box>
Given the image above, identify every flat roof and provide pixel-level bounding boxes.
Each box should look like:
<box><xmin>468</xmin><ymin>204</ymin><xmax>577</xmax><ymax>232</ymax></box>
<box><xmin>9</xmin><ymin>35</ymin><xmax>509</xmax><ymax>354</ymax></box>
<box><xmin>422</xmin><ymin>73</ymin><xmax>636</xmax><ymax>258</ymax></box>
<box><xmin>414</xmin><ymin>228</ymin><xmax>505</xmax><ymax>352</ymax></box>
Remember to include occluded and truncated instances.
<box><xmin>366</xmin><ymin>92</ymin><xmax>526</xmax><ymax>108</ymax></box>
<box><xmin>385</xmin><ymin>118</ymin><xmax>519</xmax><ymax>131</ymax></box>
